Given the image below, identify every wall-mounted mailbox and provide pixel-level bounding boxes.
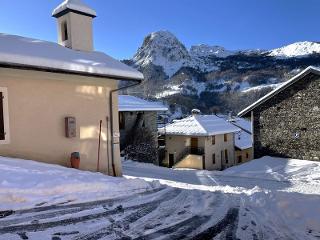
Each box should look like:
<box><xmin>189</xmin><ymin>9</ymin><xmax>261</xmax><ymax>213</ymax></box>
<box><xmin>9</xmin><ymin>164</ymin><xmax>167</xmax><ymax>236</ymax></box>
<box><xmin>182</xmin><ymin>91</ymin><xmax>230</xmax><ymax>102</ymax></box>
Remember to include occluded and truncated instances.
<box><xmin>65</xmin><ymin>117</ymin><xmax>76</xmax><ymax>138</ymax></box>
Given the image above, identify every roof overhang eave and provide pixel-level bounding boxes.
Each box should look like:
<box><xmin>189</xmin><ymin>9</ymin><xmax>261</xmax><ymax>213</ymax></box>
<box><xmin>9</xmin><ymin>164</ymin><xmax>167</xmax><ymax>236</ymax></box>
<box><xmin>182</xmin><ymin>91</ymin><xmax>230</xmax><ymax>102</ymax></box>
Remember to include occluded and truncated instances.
<box><xmin>237</xmin><ymin>66</ymin><xmax>320</xmax><ymax>117</ymax></box>
<box><xmin>119</xmin><ymin>108</ymin><xmax>168</xmax><ymax>112</ymax></box>
<box><xmin>0</xmin><ymin>61</ymin><xmax>144</xmax><ymax>82</ymax></box>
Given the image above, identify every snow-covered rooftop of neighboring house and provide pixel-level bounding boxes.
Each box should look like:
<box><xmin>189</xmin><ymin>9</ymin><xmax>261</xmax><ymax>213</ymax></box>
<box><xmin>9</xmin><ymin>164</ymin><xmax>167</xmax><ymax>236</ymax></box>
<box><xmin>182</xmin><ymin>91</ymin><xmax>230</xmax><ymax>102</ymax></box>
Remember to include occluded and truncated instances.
<box><xmin>234</xmin><ymin>131</ymin><xmax>252</xmax><ymax>150</ymax></box>
<box><xmin>229</xmin><ymin>117</ymin><xmax>252</xmax><ymax>133</ymax></box>
<box><xmin>52</xmin><ymin>0</ymin><xmax>97</xmax><ymax>17</ymax></box>
<box><xmin>0</xmin><ymin>33</ymin><xmax>144</xmax><ymax>81</ymax></box>
<box><xmin>118</xmin><ymin>95</ymin><xmax>168</xmax><ymax>112</ymax></box>
<box><xmin>228</xmin><ymin>117</ymin><xmax>252</xmax><ymax>150</ymax></box>
<box><xmin>165</xmin><ymin>115</ymin><xmax>240</xmax><ymax>136</ymax></box>
<box><xmin>238</xmin><ymin>66</ymin><xmax>320</xmax><ymax>117</ymax></box>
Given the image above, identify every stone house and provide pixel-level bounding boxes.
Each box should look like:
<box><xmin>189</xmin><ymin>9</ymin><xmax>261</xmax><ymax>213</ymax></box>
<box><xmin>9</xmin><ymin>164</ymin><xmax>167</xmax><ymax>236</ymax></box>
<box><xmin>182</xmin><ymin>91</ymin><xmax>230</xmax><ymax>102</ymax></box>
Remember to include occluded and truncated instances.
<box><xmin>164</xmin><ymin>114</ymin><xmax>241</xmax><ymax>170</ymax></box>
<box><xmin>118</xmin><ymin>95</ymin><xmax>168</xmax><ymax>164</ymax></box>
<box><xmin>0</xmin><ymin>0</ymin><xmax>143</xmax><ymax>176</ymax></box>
<box><xmin>238</xmin><ymin>66</ymin><xmax>320</xmax><ymax>161</ymax></box>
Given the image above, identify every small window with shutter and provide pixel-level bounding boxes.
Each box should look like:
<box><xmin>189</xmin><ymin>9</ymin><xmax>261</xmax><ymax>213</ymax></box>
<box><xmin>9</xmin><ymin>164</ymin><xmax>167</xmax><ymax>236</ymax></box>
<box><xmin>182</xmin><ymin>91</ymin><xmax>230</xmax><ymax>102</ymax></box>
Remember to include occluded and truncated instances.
<box><xmin>0</xmin><ymin>88</ymin><xmax>10</xmax><ymax>144</ymax></box>
<box><xmin>212</xmin><ymin>136</ymin><xmax>215</xmax><ymax>145</ymax></box>
<box><xmin>224</xmin><ymin>134</ymin><xmax>228</xmax><ymax>142</ymax></box>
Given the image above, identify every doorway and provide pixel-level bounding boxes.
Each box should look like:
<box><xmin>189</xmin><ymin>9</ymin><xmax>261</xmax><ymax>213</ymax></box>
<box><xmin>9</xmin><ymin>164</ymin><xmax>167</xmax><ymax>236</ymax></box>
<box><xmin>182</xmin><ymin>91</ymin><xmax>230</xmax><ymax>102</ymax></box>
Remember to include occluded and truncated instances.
<box><xmin>169</xmin><ymin>154</ymin><xmax>174</xmax><ymax>168</ymax></box>
<box><xmin>191</xmin><ymin>137</ymin><xmax>198</xmax><ymax>154</ymax></box>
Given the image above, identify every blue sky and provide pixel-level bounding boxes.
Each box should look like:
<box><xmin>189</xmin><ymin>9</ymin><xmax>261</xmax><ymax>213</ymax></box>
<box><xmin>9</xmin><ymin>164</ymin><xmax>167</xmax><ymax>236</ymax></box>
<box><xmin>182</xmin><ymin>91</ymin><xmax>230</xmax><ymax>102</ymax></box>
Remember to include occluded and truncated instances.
<box><xmin>0</xmin><ymin>0</ymin><xmax>319</xmax><ymax>59</ymax></box>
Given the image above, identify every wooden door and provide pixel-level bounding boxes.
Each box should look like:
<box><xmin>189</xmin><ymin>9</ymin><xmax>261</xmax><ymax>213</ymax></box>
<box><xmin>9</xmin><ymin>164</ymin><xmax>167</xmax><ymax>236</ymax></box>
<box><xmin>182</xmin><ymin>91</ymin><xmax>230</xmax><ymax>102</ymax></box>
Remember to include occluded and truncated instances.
<box><xmin>191</xmin><ymin>138</ymin><xmax>198</xmax><ymax>148</ymax></box>
<box><xmin>191</xmin><ymin>138</ymin><xmax>198</xmax><ymax>154</ymax></box>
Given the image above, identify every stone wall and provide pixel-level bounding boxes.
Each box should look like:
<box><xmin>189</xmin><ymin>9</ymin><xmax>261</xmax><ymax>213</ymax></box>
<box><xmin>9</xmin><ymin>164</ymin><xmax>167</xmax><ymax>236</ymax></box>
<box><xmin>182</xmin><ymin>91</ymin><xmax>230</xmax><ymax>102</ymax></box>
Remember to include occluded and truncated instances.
<box><xmin>253</xmin><ymin>73</ymin><xmax>320</xmax><ymax>161</ymax></box>
<box><xmin>120</xmin><ymin>111</ymin><xmax>159</xmax><ymax>164</ymax></box>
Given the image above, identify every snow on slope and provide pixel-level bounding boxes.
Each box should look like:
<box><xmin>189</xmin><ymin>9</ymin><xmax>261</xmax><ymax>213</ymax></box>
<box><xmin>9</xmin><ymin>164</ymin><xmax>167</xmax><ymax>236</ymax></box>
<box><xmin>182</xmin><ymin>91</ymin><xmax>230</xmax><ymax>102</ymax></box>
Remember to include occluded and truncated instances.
<box><xmin>190</xmin><ymin>44</ymin><xmax>236</xmax><ymax>58</ymax></box>
<box><xmin>223</xmin><ymin>156</ymin><xmax>320</xmax><ymax>183</ymax></box>
<box><xmin>241</xmin><ymin>82</ymin><xmax>284</xmax><ymax>93</ymax></box>
<box><xmin>0</xmin><ymin>157</ymin><xmax>159</xmax><ymax>210</ymax></box>
<box><xmin>268</xmin><ymin>41</ymin><xmax>320</xmax><ymax>58</ymax></box>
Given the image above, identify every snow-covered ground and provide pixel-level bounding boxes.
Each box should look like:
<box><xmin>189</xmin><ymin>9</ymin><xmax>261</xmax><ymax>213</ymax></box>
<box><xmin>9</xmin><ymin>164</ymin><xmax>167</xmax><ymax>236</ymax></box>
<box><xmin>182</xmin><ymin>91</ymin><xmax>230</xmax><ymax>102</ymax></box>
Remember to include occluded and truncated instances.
<box><xmin>0</xmin><ymin>156</ymin><xmax>320</xmax><ymax>239</ymax></box>
<box><xmin>123</xmin><ymin>157</ymin><xmax>320</xmax><ymax>239</ymax></box>
<box><xmin>0</xmin><ymin>157</ymin><xmax>159</xmax><ymax>211</ymax></box>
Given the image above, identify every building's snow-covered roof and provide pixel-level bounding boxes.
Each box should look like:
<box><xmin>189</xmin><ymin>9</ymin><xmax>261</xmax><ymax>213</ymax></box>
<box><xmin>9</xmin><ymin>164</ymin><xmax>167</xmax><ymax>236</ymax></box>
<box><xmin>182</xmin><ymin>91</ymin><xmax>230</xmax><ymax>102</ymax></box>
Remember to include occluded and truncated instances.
<box><xmin>0</xmin><ymin>33</ymin><xmax>143</xmax><ymax>81</ymax></box>
<box><xmin>118</xmin><ymin>95</ymin><xmax>168</xmax><ymax>112</ymax></box>
<box><xmin>165</xmin><ymin>115</ymin><xmax>240</xmax><ymax>136</ymax></box>
<box><xmin>238</xmin><ymin>66</ymin><xmax>320</xmax><ymax>117</ymax></box>
<box><xmin>52</xmin><ymin>0</ymin><xmax>97</xmax><ymax>18</ymax></box>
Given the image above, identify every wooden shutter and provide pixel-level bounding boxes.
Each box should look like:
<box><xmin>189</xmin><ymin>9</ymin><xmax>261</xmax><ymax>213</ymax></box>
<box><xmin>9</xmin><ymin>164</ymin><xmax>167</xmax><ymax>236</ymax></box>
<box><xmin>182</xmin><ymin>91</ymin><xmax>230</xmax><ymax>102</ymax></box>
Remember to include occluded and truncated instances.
<box><xmin>0</xmin><ymin>92</ymin><xmax>5</xmax><ymax>140</ymax></box>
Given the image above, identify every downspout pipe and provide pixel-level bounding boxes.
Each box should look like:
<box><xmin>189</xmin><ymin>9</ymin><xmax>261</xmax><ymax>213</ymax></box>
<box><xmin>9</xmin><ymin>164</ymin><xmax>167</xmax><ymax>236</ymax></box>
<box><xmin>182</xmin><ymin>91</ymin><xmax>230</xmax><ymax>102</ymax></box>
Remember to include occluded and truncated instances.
<box><xmin>109</xmin><ymin>80</ymin><xmax>142</xmax><ymax>176</ymax></box>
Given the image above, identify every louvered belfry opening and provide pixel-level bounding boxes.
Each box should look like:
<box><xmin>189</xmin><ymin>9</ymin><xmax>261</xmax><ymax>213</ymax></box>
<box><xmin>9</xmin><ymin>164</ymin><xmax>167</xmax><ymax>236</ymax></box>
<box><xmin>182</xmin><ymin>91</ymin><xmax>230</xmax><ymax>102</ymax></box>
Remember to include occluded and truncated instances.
<box><xmin>0</xmin><ymin>92</ymin><xmax>5</xmax><ymax>140</ymax></box>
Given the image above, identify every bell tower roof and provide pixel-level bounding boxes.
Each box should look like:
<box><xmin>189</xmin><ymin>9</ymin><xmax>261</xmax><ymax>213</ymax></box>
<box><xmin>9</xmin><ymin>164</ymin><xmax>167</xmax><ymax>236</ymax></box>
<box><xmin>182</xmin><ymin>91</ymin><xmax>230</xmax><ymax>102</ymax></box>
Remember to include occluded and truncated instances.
<box><xmin>52</xmin><ymin>0</ymin><xmax>96</xmax><ymax>18</ymax></box>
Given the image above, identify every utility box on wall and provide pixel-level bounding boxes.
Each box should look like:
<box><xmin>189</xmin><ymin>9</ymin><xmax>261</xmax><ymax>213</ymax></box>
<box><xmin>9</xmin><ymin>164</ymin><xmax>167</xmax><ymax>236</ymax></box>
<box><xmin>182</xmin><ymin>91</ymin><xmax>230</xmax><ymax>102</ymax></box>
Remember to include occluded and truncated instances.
<box><xmin>65</xmin><ymin>117</ymin><xmax>76</xmax><ymax>138</ymax></box>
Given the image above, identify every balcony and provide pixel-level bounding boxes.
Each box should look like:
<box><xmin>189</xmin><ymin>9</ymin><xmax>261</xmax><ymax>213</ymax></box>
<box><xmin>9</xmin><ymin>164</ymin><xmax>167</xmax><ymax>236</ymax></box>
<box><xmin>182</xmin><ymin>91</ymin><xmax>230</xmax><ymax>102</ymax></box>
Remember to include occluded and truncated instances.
<box><xmin>176</xmin><ymin>147</ymin><xmax>205</xmax><ymax>163</ymax></box>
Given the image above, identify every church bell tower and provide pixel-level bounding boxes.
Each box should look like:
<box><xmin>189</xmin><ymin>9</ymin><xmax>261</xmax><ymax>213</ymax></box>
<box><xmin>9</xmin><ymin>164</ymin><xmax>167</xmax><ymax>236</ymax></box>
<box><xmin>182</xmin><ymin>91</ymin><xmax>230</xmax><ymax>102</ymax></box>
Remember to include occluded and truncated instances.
<box><xmin>52</xmin><ymin>0</ymin><xmax>96</xmax><ymax>51</ymax></box>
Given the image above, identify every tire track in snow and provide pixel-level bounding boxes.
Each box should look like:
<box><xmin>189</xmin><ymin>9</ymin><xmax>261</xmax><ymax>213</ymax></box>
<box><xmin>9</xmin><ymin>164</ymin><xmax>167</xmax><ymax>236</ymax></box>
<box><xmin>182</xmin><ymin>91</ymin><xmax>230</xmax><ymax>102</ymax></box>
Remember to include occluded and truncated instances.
<box><xmin>0</xmin><ymin>188</ymin><xmax>165</xmax><ymax>228</ymax></box>
<box><xmin>0</xmin><ymin>188</ymin><xmax>179</xmax><ymax>235</ymax></box>
<box><xmin>191</xmin><ymin>208</ymin><xmax>239</xmax><ymax>240</ymax></box>
<box><xmin>72</xmin><ymin>188</ymin><xmax>182</xmax><ymax>240</ymax></box>
<box><xmin>126</xmin><ymin>190</ymin><xmax>228</xmax><ymax>239</ymax></box>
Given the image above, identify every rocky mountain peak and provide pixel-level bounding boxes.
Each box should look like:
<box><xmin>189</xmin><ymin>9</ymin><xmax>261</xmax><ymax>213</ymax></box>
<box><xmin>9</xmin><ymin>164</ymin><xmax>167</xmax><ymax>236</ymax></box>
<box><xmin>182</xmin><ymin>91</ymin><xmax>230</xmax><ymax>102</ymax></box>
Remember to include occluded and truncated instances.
<box><xmin>133</xmin><ymin>31</ymin><xmax>190</xmax><ymax>77</ymax></box>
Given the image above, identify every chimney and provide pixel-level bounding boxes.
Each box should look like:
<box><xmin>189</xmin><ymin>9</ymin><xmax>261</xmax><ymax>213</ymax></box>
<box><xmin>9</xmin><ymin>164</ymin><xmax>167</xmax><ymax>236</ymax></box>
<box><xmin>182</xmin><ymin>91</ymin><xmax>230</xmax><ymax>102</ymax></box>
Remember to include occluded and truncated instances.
<box><xmin>52</xmin><ymin>0</ymin><xmax>96</xmax><ymax>51</ymax></box>
<box><xmin>191</xmin><ymin>109</ymin><xmax>201</xmax><ymax>116</ymax></box>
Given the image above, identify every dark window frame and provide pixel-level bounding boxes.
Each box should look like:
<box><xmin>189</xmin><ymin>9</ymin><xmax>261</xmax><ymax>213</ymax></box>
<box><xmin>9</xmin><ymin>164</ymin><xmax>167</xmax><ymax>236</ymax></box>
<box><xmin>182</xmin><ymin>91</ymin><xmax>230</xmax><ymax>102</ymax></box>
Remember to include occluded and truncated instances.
<box><xmin>225</xmin><ymin>149</ymin><xmax>229</xmax><ymax>164</ymax></box>
<box><xmin>212</xmin><ymin>153</ymin><xmax>216</xmax><ymax>164</ymax></box>
<box><xmin>119</xmin><ymin>112</ymin><xmax>125</xmax><ymax>130</ymax></box>
<box><xmin>212</xmin><ymin>136</ymin><xmax>216</xmax><ymax>145</ymax></box>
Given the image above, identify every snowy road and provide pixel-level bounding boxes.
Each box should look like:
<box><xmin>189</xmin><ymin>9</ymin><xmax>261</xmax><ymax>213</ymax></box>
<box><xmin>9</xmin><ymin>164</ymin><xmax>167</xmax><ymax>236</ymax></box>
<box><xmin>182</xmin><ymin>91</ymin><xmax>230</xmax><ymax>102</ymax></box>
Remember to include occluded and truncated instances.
<box><xmin>0</xmin><ymin>188</ymin><xmax>242</xmax><ymax>240</ymax></box>
<box><xmin>123</xmin><ymin>159</ymin><xmax>320</xmax><ymax>240</ymax></box>
<box><xmin>0</xmin><ymin>157</ymin><xmax>320</xmax><ymax>239</ymax></box>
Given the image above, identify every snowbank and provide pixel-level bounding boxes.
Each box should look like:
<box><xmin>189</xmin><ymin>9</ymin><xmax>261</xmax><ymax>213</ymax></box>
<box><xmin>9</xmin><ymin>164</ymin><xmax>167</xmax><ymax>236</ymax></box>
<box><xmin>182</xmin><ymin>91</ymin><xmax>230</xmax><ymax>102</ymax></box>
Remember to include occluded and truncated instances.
<box><xmin>0</xmin><ymin>157</ymin><xmax>160</xmax><ymax>211</ymax></box>
<box><xmin>223</xmin><ymin>156</ymin><xmax>320</xmax><ymax>182</ymax></box>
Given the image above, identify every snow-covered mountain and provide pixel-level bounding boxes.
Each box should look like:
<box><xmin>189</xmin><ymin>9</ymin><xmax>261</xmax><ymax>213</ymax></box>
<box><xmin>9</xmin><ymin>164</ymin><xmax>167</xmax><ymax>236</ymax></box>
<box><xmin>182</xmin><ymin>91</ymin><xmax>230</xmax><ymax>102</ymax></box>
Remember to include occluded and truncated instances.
<box><xmin>133</xmin><ymin>31</ymin><xmax>191</xmax><ymax>77</ymax></box>
<box><xmin>267</xmin><ymin>41</ymin><xmax>320</xmax><ymax>58</ymax></box>
<box><xmin>124</xmin><ymin>31</ymin><xmax>320</xmax><ymax>115</ymax></box>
